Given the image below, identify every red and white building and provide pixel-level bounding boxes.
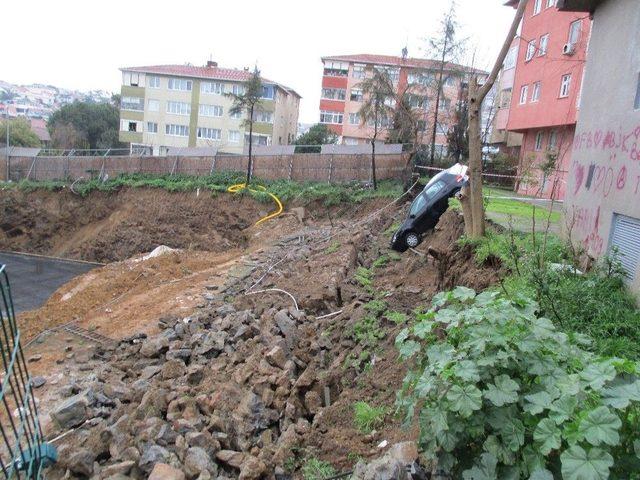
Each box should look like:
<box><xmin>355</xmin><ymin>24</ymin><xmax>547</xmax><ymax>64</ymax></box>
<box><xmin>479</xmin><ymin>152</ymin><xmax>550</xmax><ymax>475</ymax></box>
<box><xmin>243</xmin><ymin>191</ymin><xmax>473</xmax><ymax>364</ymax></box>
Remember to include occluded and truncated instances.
<box><xmin>505</xmin><ymin>0</ymin><xmax>592</xmax><ymax>199</ymax></box>
<box><xmin>318</xmin><ymin>54</ymin><xmax>486</xmax><ymax>155</ymax></box>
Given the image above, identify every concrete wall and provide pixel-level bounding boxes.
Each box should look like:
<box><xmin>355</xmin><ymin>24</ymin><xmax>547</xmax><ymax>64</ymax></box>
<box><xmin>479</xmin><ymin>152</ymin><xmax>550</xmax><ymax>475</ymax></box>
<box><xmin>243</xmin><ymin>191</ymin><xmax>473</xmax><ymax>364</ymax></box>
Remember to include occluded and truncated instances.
<box><xmin>4</xmin><ymin>152</ymin><xmax>408</xmax><ymax>184</ymax></box>
<box><xmin>563</xmin><ymin>0</ymin><xmax>640</xmax><ymax>289</ymax></box>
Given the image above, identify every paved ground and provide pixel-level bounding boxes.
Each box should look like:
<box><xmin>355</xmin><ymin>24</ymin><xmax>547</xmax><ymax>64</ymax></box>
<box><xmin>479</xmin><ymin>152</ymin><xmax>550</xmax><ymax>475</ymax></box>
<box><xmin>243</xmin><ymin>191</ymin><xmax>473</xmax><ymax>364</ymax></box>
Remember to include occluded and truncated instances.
<box><xmin>0</xmin><ymin>252</ymin><xmax>100</xmax><ymax>313</ymax></box>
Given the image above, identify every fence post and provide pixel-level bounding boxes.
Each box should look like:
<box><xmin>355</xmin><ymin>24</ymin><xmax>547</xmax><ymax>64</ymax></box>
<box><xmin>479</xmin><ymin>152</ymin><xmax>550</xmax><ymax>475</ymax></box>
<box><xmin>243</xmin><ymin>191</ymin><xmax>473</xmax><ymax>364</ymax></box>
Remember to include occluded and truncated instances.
<box><xmin>288</xmin><ymin>155</ymin><xmax>293</xmax><ymax>181</ymax></box>
<box><xmin>328</xmin><ymin>154</ymin><xmax>334</xmax><ymax>184</ymax></box>
<box><xmin>26</xmin><ymin>157</ymin><xmax>37</xmax><ymax>181</ymax></box>
<box><xmin>170</xmin><ymin>156</ymin><xmax>179</xmax><ymax>176</ymax></box>
<box><xmin>210</xmin><ymin>154</ymin><xmax>217</xmax><ymax>176</ymax></box>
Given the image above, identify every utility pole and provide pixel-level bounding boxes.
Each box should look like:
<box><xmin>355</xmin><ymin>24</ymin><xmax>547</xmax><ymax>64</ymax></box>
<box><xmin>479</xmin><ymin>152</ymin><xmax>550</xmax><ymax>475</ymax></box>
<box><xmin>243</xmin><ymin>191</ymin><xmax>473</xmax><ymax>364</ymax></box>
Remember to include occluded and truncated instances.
<box><xmin>4</xmin><ymin>108</ymin><xmax>9</xmax><ymax>181</ymax></box>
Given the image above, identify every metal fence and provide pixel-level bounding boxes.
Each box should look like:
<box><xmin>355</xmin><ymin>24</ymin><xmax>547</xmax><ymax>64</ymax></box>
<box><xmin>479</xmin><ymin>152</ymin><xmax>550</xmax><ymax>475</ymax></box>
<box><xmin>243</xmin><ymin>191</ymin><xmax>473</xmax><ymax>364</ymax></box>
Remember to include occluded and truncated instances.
<box><xmin>2</xmin><ymin>152</ymin><xmax>409</xmax><ymax>183</ymax></box>
<box><xmin>0</xmin><ymin>265</ymin><xmax>56</xmax><ymax>478</ymax></box>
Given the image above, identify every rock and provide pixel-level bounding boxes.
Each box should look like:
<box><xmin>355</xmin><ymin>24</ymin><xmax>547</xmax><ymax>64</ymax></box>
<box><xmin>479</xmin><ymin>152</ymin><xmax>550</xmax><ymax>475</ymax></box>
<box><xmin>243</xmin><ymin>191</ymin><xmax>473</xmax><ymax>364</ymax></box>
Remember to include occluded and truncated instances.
<box><xmin>167</xmin><ymin>348</ymin><xmax>192</xmax><ymax>362</ymax></box>
<box><xmin>28</xmin><ymin>354</ymin><xmax>42</xmax><ymax>362</ymax></box>
<box><xmin>135</xmin><ymin>388</ymin><xmax>168</xmax><ymax>420</ymax></box>
<box><xmin>187</xmin><ymin>365</ymin><xmax>205</xmax><ymax>385</ymax></box>
<box><xmin>184</xmin><ymin>447</ymin><xmax>217</xmax><ymax>479</ymax></box>
<box><xmin>31</xmin><ymin>376</ymin><xmax>46</xmax><ymax>388</ymax></box>
<box><xmin>265</xmin><ymin>346</ymin><xmax>287</xmax><ymax>370</ymax></box>
<box><xmin>140</xmin><ymin>365</ymin><xmax>163</xmax><ymax>380</ymax></box>
<box><xmin>138</xmin><ymin>444</ymin><xmax>170</xmax><ymax>473</ymax></box>
<box><xmin>51</xmin><ymin>391</ymin><xmax>90</xmax><ymax>429</ymax></box>
<box><xmin>186</xmin><ymin>431</ymin><xmax>220</xmax><ymax>455</ymax></box>
<box><xmin>101</xmin><ymin>460</ymin><xmax>135</xmax><ymax>477</ymax></box>
<box><xmin>274</xmin><ymin>310</ymin><xmax>298</xmax><ymax>349</ymax></box>
<box><xmin>290</xmin><ymin>207</ymin><xmax>306</xmax><ymax>223</ymax></box>
<box><xmin>149</xmin><ymin>463</ymin><xmax>186</xmax><ymax>480</ymax></box>
<box><xmin>352</xmin><ymin>451</ymin><xmax>410</xmax><ymax>480</ymax></box>
<box><xmin>216</xmin><ymin>450</ymin><xmax>245</xmax><ymax>469</ymax></box>
<box><xmin>239</xmin><ymin>455</ymin><xmax>267</xmax><ymax>480</ymax></box>
<box><xmin>67</xmin><ymin>448</ymin><xmax>94</xmax><ymax>477</ymax></box>
<box><xmin>162</xmin><ymin>359</ymin><xmax>186</xmax><ymax>380</ymax></box>
<box><xmin>387</xmin><ymin>442</ymin><xmax>418</xmax><ymax>464</ymax></box>
<box><xmin>304</xmin><ymin>390</ymin><xmax>323</xmax><ymax>415</ymax></box>
<box><xmin>140</xmin><ymin>337</ymin><xmax>170</xmax><ymax>358</ymax></box>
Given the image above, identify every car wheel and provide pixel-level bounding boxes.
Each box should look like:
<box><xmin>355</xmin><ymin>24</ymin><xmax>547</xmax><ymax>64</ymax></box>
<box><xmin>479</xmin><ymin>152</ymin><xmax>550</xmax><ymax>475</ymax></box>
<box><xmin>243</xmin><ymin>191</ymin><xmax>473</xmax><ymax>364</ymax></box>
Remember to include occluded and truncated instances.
<box><xmin>405</xmin><ymin>232</ymin><xmax>420</xmax><ymax>248</ymax></box>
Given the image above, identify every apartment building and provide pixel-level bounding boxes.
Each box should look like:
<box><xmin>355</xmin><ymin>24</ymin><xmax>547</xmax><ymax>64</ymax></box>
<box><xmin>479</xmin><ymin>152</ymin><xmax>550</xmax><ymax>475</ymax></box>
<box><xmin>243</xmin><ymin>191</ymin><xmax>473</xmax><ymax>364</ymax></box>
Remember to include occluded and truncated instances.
<box><xmin>505</xmin><ymin>0</ymin><xmax>591</xmax><ymax>199</ymax></box>
<box><xmin>119</xmin><ymin>61</ymin><xmax>301</xmax><ymax>155</ymax></box>
<box><xmin>558</xmin><ymin>0</ymin><xmax>640</xmax><ymax>289</ymax></box>
<box><xmin>318</xmin><ymin>54</ymin><xmax>487</xmax><ymax>156</ymax></box>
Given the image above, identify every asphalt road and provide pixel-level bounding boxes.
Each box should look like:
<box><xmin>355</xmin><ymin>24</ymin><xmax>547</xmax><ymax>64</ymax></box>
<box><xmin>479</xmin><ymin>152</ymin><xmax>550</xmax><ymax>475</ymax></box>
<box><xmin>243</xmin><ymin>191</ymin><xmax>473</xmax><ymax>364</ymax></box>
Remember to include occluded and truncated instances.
<box><xmin>0</xmin><ymin>252</ymin><xmax>101</xmax><ymax>313</ymax></box>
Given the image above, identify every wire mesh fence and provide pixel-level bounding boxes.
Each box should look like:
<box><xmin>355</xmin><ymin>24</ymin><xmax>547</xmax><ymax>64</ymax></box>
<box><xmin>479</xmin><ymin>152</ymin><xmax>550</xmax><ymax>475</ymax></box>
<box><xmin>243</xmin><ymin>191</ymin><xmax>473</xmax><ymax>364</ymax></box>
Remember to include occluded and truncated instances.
<box><xmin>0</xmin><ymin>265</ymin><xmax>56</xmax><ymax>478</ymax></box>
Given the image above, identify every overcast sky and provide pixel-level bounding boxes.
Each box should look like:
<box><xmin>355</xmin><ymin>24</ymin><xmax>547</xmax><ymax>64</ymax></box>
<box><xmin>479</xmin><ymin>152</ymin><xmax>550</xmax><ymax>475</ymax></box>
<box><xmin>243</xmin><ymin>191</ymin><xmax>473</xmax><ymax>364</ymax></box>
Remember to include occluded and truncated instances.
<box><xmin>3</xmin><ymin>0</ymin><xmax>516</xmax><ymax>123</ymax></box>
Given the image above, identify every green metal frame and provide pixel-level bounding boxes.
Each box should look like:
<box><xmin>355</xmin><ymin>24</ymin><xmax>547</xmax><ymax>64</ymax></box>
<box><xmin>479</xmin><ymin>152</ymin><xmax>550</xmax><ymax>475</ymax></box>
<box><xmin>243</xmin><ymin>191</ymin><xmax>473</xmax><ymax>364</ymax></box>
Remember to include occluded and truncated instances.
<box><xmin>0</xmin><ymin>265</ymin><xmax>57</xmax><ymax>478</ymax></box>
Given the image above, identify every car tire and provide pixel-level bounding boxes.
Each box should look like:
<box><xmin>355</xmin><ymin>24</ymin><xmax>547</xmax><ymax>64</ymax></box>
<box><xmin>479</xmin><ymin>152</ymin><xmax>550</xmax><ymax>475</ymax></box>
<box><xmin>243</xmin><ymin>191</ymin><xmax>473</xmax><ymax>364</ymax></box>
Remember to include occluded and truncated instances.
<box><xmin>404</xmin><ymin>231</ymin><xmax>420</xmax><ymax>248</ymax></box>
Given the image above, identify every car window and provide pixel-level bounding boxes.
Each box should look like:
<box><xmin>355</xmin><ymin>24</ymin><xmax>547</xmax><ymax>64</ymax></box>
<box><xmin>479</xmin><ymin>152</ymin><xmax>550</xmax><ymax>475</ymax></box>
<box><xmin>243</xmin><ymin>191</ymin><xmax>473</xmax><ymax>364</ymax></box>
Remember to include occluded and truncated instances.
<box><xmin>424</xmin><ymin>180</ymin><xmax>446</xmax><ymax>200</ymax></box>
<box><xmin>409</xmin><ymin>194</ymin><xmax>427</xmax><ymax>217</ymax></box>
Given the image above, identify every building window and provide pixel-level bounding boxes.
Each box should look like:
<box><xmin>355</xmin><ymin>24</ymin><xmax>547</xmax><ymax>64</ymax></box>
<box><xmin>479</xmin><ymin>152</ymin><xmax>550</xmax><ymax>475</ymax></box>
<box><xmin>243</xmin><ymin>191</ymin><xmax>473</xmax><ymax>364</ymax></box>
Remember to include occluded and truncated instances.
<box><xmin>408</xmin><ymin>71</ymin><xmax>435</xmax><ymax>86</ymax></box>
<box><xmin>504</xmin><ymin>47</ymin><xmax>518</xmax><ymax>70</ymax></box>
<box><xmin>519</xmin><ymin>85</ymin><xmax>529</xmax><ymax>104</ymax></box>
<box><xmin>321</xmin><ymin>88</ymin><xmax>346</xmax><ymax>101</ymax></box>
<box><xmin>548</xmin><ymin>130</ymin><xmax>558</xmax><ymax>149</ymax></box>
<box><xmin>165</xmin><ymin>124</ymin><xmax>189</xmax><ymax>137</ymax></box>
<box><xmin>417</xmin><ymin>120</ymin><xmax>427</xmax><ymax>132</ymax></box>
<box><xmin>350</xmin><ymin>88</ymin><xmax>363</xmax><ymax>102</ymax></box>
<box><xmin>319</xmin><ymin>110</ymin><xmax>343</xmax><ymax>124</ymax></box>
<box><xmin>261</xmin><ymin>86</ymin><xmax>275</xmax><ymax>99</ymax></box>
<box><xmin>500</xmin><ymin>88</ymin><xmax>512</xmax><ymax>108</ymax></box>
<box><xmin>526</xmin><ymin>40</ymin><xmax>537</xmax><ymax>62</ymax></box>
<box><xmin>323</xmin><ymin>61</ymin><xmax>348</xmax><ymax>77</ymax></box>
<box><xmin>438</xmin><ymin>98</ymin><xmax>451</xmax><ymax>111</ymax></box>
<box><xmin>539</xmin><ymin>34</ymin><xmax>549</xmax><ymax>56</ymax></box>
<box><xmin>167</xmin><ymin>78</ymin><xmax>192</xmax><ymax>91</ymax></box>
<box><xmin>531</xmin><ymin>82</ymin><xmax>541</xmax><ymax>102</ymax></box>
<box><xmin>147</xmin><ymin>122</ymin><xmax>158</xmax><ymax>134</ymax></box>
<box><xmin>533</xmin><ymin>0</ymin><xmax>542</xmax><ymax>14</ymax></box>
<box><xmin>230</xmin><ymin>110</ymin><xmax>243</xmax><ymax>119</ymax></box>
<box><xmin>547</xmin><ymin>0</ymin><xmax>555</xmax><ymax>7</ymax></box>
<box><xmin>128</xmin><ymin>121</ymin><xmax>138</xmax><ymax>132</ymax></box>
<box><xmin>374</xmin><ymin>66</ymin><xmax>400</xmax><ymax>82</ymax></box>
<box><xmin>408</xmin><ymin>94</ymin><xmax>427</xmax><ymax>109</ymax></box>
<box><xmin>148</xmin><ymin>76</ymin><xmax>160</xmax><ymax>88</ymax></box>
<box><xmin>560</xmin><ymin>74</ymin><xmax>572</xmax><ymax>98</ymax></box>
<box><xmin>256</xmin><ymin>111</ymin><xmax>273</xmax><ymax>123</ymax></box>
<box><xmin>121</xmin><ymin>96</ymin><xmax>144</xmax><ymax>111</ymax></box>
<box><xmin>635</xmin><ymin>73</ymin><xmax>640</xmax><ymax>110</ymax></box>
<box><xmin>231</xmin><ymin>84</ymin><xmax>245</xmax><ymax>95</ymax></box>
<box><xmin>201</xmin><ymin>82</ymin><xmax>223</xmax><ymax>94</ymax></box>
<box><xmin>344</xmin><ymin>138</ymin><xmax>359</xmax><ymax>145</ymax></box>
<box><xmin>167</xmin><ymin>101</ymin><xmax>191</xmax><ymax>115</ymax></box>
<box><xmin>245</xmin><ymin>134</ymin><xmax>270</xmax><ymax>146</ymax></box>
<box><xmin>197</xmin><ymin>127</ymin><xmax>221</xmax><ymax>140</ymax></box>
<box><xmin>535</xmin><ymin>131</ymin><xmax>544</xmax><ymax>151</ymax></box>
<box><xmin>228</xmin><ymin>130</ymin><xmax>241</xmax><ymax>143</ymax></box>
<box><xmin>148</xmin><ymin>99</ymin><xmax>160</xmax><ymax>112</ymax></box>
<box><xmin>352</xmin><ymin>65</ymin><xmax>366</xmax><ymax>79</ymax></box>
<box><xmin>198</xmin><ymin>104</ymin><xmax>223</xmax><ymax>117</ymax></box>
<box><xmin>348</xmin><ymin>112</ymin><xmax>360</xmax><ymax>125</ymax></box>
<box><xmin>568</xmin><ymin>20</ymin><xmax>582</xmax><ymax>47</ymax></box>
<box><xmin>443</xmin><ymin>76</ymin><xmax>456</xmax><ymax>87</ymax></box>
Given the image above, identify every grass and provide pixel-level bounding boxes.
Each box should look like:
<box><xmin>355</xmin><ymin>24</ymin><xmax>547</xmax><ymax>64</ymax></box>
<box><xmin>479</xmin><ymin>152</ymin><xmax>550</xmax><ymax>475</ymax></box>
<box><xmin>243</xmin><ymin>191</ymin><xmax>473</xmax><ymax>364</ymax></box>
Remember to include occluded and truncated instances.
<box><xmin>1</xmin><ymin>172</ymin><xmax>403</xmax><ymax>207</ymax></box>
<box><xmin>301</xmin><ymin>458</ymin><xmax>336</xmax><ymax>480</ymax></box>
<box><xmin>449</xmin><ymin>193</ymin><xmax>561</xmax><ymax>224</ymax></box>
<box><xmin>325</xmin><ymin>242</ymin><xmax>340</xmax><ymax>254</ymax></box>
<box><xmin>463</xmin><ymin>227</ymin><xmax>640</xmax><ymax>359</ymax></box>
<box><xmin>353</xmin><ymin>401</ymin><xmax>386</xmax><ymax>433</ymax></box>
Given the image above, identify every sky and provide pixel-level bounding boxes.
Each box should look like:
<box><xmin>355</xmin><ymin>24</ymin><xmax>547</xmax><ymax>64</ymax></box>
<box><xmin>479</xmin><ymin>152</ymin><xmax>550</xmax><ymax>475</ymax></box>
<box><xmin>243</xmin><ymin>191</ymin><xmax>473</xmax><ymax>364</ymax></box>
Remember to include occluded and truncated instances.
<box><xmin>2</xmin><ymin>0</ymin><xmax>516</xmax><ymax>123</ymax></box>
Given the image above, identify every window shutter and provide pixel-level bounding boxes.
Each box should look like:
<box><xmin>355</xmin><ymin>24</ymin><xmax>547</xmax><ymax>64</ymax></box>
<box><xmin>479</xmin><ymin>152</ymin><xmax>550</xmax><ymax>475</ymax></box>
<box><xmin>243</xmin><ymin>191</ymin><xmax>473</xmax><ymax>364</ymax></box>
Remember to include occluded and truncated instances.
<box><xmin>609</xmin><ymin>214</ymin><xmax>640</xmax><ymax>281</ymax></box>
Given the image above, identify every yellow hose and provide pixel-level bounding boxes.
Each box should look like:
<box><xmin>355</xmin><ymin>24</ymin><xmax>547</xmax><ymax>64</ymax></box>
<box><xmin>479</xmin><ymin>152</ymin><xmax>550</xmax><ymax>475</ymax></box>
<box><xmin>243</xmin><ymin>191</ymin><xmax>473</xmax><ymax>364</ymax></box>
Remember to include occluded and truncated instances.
<box><xmin>227</xmin><ymin>183</ymin><xmax>284</xmax><ymax>226</ymax></box>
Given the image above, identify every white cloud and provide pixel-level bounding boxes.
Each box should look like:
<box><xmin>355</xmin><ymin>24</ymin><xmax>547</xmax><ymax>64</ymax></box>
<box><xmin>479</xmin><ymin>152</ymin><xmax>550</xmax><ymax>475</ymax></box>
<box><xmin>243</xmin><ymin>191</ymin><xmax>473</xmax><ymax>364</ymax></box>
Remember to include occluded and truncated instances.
<box><xmin>2</xmin><ymin>0</ymin><xmax>516</xmax><ymax>123</ymax></box>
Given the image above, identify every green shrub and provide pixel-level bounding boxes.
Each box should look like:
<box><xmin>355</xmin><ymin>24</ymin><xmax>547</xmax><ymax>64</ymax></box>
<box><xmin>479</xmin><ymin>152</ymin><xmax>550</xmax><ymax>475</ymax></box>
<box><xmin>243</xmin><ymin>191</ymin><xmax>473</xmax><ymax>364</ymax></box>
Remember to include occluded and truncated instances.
<box><xmin>301</xmin><ymin>458</ymin><xmax>336</xmax><ymax>480</ymax></box>
<box><xmin>354</xmin><ymin>267</ymin><xmax>374</xmax><ymax>288</ymax></box>
<box><xmin>396</xmin><ymin>287</ymin><xmax>640</xmax><ymax>479</ymax></box>
<box><xmin>372</xmin><ymin>255</ymin><xmax>390</xmax><ymax>269</ymax></box>
<box><xmin>353</xmin><ymin>401</ymin><xmax>386</xmax><ymax>433</ymax></box>
<box><xmin>364</xmin><ymin>299</ymin><xmax>387</xmax><ymax>317</ymax></box>
<box><xmin>385</xmin><ymin>310</ymin><xmax>408</xmax><ymax>324</ymax></box>
<box><xmin>325</xmin><ymin>242</ymin><xmax>340</xmax><ymax>254</ymax></box>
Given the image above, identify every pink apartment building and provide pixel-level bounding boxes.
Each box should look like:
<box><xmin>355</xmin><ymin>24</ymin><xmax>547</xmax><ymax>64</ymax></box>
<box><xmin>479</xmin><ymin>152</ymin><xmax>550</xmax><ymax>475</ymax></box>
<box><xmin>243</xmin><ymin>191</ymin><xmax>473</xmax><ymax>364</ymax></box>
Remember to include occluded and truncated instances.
<box><xmin>319</xmin><ymin>54</ymin><xmax>486</xmax><ymax>156</ymax></box>
<box><xmin>505</xmin><ymin>0</ymin><xmax>591</xmax><ymax>199</ymax></box>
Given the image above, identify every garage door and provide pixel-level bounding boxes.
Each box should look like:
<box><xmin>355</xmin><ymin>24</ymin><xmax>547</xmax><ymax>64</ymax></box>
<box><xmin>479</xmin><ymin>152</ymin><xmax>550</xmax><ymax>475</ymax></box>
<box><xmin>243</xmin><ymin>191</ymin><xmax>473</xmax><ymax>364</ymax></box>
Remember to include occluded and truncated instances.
<box><xmin>609</xmin><ymin>214</ymin><xmax>640</xmax><ymax>282</ymax></box>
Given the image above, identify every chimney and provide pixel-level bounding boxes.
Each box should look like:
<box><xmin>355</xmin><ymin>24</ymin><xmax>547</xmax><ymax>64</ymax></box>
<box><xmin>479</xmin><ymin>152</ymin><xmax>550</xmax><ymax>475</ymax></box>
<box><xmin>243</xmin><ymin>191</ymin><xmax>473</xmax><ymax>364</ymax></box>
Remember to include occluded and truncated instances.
<box><xmin>206</xmin><ymin>60</ymin><xmax>218</xmax><ymax>68</ymax></box>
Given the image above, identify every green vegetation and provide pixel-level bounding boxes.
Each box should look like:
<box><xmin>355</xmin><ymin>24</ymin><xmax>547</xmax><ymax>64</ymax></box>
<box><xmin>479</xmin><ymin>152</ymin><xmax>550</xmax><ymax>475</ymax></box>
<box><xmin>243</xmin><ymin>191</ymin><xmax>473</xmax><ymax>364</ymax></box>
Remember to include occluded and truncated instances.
<box><xmin>363</xmin><ymin>299</ymin><xmax>387</xmax><ymax>316</ymax></box>
<box><xmin>353</xmin><ymin>401</ymin><xmax>386</xmax><ymax>433</ymax></box>
<box><xmin>385</xmin><ymin>311</ymin><xmax>408</xmax><ymax>324</ymax></box>
<box><xmin>325</xmin><ymin>242</ymin><xmax>340</xmax><ymax>254</ymax></box>
<box><xmin>294</xmin><ymin>124</ymin><xmax>338</xmax><ymax>153</ymax></box>
<box><xmin>301</xmin><ymin>458</ymin><xmax>336</xmax><ymax>480</ymax></box>
<box><xmin>396</xmin><ymin>287</ymin><xmax>640</xmax><ymax>480</ymax></box>
<box><xmin>0</xmin><ymin>118</ymin><xmax>41</xmax><ymax>147</ymax></box>
<box><xmin>460</xmin><ymin>229</ymin><xmax>640</xmax><ymax>359</ymax></box>
<box><xmin>354</xmin><ymin>267</ymin><xmax>374</xmax><ymax>289</ymax></box>
<box><xmin>450</xmin><ymin>193</ymin><xmax>561</xmax><ymax>224</ymax></box>
<box><xmin>1</xmin><ymin>173</ymin><xmax>403</xmax><ymax>206</ymax></box>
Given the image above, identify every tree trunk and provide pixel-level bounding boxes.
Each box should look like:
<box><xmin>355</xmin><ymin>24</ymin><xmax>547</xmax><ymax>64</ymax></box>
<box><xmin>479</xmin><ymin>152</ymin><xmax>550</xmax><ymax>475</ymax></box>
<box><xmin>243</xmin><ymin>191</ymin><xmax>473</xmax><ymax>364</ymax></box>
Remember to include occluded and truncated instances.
<box><xmin>247</xmin><ymin>104</ymin><xmax>254</xmax><ymax>186</ymax></box>
<box><xmin>467</xmin><ymin>81</ymin><xmax>485</xmax><ymax>237</ymax></box>
<box><xmin>429</xmin><ymin>44</ymin><xmax>448</xmax><ymax>166</ymax></box>
<box><xmin>371</xmin><ymin>138</ymin><xmax>377</xmax><ymax>190</ymax></box>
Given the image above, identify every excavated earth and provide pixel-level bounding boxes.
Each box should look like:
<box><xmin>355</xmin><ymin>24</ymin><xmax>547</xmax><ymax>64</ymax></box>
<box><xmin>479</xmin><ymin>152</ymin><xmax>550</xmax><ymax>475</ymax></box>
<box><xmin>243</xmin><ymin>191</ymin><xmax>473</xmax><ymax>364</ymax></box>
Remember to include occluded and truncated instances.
<box><xmin>0</xmin><ymin>187</ymin><xmax>500</xmax><ymax>479</ymax></box>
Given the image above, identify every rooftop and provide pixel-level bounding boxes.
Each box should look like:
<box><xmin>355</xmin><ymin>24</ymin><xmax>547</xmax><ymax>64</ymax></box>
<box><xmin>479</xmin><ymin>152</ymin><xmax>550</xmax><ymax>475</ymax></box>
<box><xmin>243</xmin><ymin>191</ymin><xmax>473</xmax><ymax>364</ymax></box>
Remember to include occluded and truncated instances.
<box><xmin>120</xmin><ymin>64</ymin><xmax>301</xmax><ymax>97</ymax></box>
<box><xmin>321</xmin><ymin>54</ymin><xmax>488</xmax><ymax>75</ymax></box>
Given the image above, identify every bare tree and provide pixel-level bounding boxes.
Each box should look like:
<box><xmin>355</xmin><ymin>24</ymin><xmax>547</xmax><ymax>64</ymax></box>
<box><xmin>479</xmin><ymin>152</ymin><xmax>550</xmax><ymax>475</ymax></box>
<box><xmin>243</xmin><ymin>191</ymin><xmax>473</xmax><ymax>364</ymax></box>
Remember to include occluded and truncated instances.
<box><xmin>426</xmin><ymin>1</ymin><xmax>466</xmax><ymax>165</ymax></box>
<box><xmin>226</xmin><ymin>67</ymin><xmax>263</xmax><ymax>186</ymax></box>
<box><xmin>358</xmin><ymin>68</ymin><xmax>396</xmax><ymax>190</ymax></box>
<box><xmin>462</xmin><ymin>0</ymin><xmax>529</xmax><ymax>237</ymax></box>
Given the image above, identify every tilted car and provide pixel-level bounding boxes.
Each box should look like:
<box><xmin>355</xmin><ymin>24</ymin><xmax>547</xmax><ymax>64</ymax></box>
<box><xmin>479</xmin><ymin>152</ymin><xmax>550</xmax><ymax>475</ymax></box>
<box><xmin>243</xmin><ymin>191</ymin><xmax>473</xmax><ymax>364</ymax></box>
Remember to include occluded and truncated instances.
<box><xmin>390</xmin><ymin>164</ymin><xmax>469</xmax><ymax>252</ymax></box>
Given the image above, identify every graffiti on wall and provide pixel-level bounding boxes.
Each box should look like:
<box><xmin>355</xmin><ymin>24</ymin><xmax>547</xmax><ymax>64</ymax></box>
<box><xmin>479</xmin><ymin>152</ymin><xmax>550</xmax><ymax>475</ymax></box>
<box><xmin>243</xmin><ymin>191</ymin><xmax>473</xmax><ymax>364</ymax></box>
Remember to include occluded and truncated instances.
<box><xmin>568</xmin><ymin>205</ymin><xmax>605</xmax><ymax>255</ymax></box>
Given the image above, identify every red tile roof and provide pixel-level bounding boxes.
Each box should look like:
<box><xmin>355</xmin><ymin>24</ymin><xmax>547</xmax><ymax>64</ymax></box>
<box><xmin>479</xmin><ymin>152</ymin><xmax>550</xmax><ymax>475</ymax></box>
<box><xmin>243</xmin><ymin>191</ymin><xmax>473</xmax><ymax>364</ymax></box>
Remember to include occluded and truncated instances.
<box><xmin>321</xmin><ymin>54</ymin><xmax>488</xmax><ymax>75</ymax></box>
<box><xmin>29</xmin><ymin>118</ymin><xmax>51</xmax><ymax>142</ymax></box>
<box><xmin>120</xmin><ymin>64</ymin><xmax>301</xmax><ymax>97</ymax></box>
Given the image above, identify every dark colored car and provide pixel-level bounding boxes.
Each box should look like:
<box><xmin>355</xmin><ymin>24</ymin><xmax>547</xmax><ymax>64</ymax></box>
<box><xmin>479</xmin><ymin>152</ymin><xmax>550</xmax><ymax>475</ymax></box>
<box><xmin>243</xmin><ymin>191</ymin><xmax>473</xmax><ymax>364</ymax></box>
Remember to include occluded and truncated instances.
<box><xmin>390</xmin><ymin>165</ymin><xmax>469</xmax><ymax>252</ymax></box>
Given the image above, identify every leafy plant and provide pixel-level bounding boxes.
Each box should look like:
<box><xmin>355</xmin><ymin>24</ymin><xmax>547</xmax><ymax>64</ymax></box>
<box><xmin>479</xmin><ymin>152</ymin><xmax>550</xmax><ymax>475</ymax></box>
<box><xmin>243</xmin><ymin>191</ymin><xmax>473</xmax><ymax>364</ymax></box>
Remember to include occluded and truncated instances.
<box><xmin>352</xmin><ymin>315</ymin><xmax>384</xmax><ymax>348</ymax></box>
<box><xmin>353</xmin><ymin>401</ymin><xmax>386</xmax><ymax>433</ymax></box>
<box><xmin>325</xmin><ymin>242</ymin><xmax>340</xmax><ymax>254</ymax></box>
<box><xmin>354</xmin><ymin>267</ymin><xmax>374</xmax><ymax>288</ymax></box>
<box><xmin>385</xmin><ymin>310</ymin><xmax>408</xmax><ymax>324</ymax></box>
<box><xmin>396</xmin><ymin>287</ymin><xmax>640</xmax><ymax>479</ymax></box>
<box><xmin>364</xmin><ymin>299</ymin><xmax>388</xmax><ymax>317</ymax></box>
<box><xmin>372</xmin><ymin>255</ymin><xmax>390</xmax><ymax>269</ymax></box>
<box><xmin>301</xmin><ymin>458</ymin><xmax>336</xmax><ymax>480</ymax></box>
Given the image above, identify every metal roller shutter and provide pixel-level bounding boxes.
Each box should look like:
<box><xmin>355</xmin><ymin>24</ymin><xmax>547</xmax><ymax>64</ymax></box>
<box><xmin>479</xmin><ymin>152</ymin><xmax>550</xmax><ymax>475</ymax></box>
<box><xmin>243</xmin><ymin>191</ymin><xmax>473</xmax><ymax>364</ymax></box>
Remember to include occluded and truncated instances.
<box><xmin>609</xmin><ymin>214</ymin><xmax>640</xmax><ymax>282</ymax></box>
